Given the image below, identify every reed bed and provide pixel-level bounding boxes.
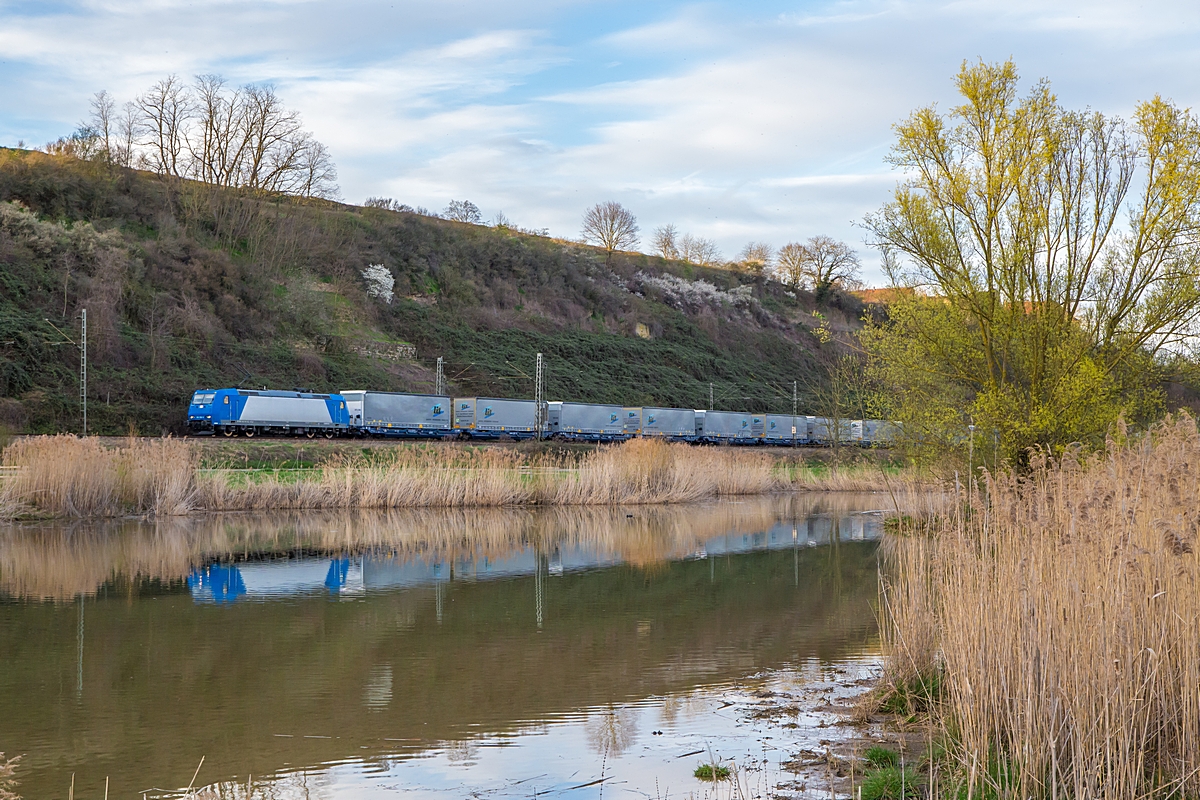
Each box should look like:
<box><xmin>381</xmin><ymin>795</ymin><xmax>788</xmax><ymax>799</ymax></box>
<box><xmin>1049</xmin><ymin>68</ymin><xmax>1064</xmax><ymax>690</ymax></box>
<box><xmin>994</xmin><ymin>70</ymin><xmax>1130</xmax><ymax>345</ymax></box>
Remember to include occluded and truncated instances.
<box><xmin>881</xmin><ymin>416</ymin><xmax>1200</xmax><ymax>799</ymax></box>
<box><xmin>1</xmin><ymin>435</ymin><xmax>195</xmax><ymax>517</ymax></box>
<box><xmin>0</xmin><ymin>435</ymin><xmax>914</xmax><ymax>518</ymax></box>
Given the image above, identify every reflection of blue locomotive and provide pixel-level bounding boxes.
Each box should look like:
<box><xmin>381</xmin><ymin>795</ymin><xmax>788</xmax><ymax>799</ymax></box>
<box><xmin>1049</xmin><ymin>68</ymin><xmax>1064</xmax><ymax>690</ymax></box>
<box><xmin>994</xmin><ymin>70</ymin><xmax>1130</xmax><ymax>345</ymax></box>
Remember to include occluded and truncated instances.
<box><xmin>185</xmin><ymin>512</ymin><xmax>883</xmax><ymax>603</ymax></box>
<box><xmin>188</xmin><ymin>558</ymin><xmax>362</xmax><ymax>603</ymax></box>
<box><xmin>188</xmin><ymin>386</ymin><xmax>898</xmax><ymax>447</ymax></box>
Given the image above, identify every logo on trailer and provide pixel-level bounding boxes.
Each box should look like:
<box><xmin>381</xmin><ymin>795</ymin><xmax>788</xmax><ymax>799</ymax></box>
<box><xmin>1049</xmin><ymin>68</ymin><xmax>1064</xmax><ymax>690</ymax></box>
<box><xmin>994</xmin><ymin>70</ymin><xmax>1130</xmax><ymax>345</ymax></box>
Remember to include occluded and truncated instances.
<box><xmin>484</xmin><ymin>407</ymin><xmax>494</xmax><ymax>418</ymax></box>
<box><xmin>609</xmin><ymin>413</ymin><xmax>618</xmax><ymax>423</ymax></box>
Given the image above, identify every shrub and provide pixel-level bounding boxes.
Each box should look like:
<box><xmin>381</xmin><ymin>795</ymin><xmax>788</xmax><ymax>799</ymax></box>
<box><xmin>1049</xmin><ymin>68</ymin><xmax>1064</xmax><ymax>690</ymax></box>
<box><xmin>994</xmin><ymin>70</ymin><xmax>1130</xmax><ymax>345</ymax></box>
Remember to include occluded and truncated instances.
<box><xmin>693</xmin><ymin>763</ymin><xmax>731</xmax><ymax>781</ymax></box>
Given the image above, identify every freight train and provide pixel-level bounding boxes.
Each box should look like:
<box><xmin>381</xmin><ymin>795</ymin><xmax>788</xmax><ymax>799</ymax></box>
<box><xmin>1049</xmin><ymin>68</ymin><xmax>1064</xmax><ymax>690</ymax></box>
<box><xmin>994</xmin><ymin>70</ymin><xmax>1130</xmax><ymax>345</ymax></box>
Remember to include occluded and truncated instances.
<box><xmin>187</xmin><ymin>388</ymin><xmax>899</xmax><ymax>446</ymax></box>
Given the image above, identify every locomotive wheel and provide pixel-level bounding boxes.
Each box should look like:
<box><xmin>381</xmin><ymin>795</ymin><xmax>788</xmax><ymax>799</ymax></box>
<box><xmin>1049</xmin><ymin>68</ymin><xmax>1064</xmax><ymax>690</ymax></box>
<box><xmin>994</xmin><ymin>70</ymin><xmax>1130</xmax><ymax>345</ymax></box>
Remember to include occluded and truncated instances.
<box><xmin>243</xmin><ymin>428</ymin><xmax>256</xmax><ymax>438</ymax></box>
<box><xmin>305</xmin><ymin>430</ymin><xmax>316</xmax><ymax>439</ymax></box>
<box><xmin>323</xmin><ymin>429</ymin><xmax>335</xmax><ymax>439</ymax></box>
<box><xmin>221</xmin><ymin>427</ymin><xmax>235</xmax><ymax>438</ymax></box>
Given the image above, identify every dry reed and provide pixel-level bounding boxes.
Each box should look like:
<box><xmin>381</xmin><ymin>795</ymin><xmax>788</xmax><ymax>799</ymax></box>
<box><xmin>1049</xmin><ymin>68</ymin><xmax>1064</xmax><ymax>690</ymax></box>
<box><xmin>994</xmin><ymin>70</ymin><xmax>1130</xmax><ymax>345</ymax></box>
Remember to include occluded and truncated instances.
<box><xmin>881</xmin><ymin>416</ymin><xmax>1200</xmax><ymax>798</ymax></box>
<box><xmin>0</xmin><ymin>435</ymin><xmax>914</xmax><ymax>518</ymax></box>
<box><xmin>1</xmin><ymin>435</ymin><xmax>195</xmax><ymax>517</ymax></box>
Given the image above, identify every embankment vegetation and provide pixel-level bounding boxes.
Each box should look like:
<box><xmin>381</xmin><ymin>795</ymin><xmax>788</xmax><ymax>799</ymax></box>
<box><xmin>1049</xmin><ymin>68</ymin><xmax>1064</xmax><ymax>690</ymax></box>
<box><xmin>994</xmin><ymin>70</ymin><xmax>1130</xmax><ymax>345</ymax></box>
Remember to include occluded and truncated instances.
<box><xmin>878</xmin><ymin>415</ymin><xmax>1200</xmax><ymax>798</ymax></box>
<box><xmin>0</xmin><ymin>435</ymin><xmax>917</xmax><ymax>519</ymax></box>
<box><xmin>0</xmin><ymin>144</ymin><xmax>862</xmax><ymax>435</ymax></box>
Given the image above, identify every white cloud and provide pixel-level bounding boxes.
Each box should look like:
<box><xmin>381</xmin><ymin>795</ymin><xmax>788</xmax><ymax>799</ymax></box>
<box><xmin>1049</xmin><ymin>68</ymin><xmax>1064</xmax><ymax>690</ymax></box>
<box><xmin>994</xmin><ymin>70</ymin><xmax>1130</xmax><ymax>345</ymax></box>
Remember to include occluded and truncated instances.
<box><xmin>5</xmin><ymin>0</ymin><xmax>1200</xmax><ymax>284</ymax></box>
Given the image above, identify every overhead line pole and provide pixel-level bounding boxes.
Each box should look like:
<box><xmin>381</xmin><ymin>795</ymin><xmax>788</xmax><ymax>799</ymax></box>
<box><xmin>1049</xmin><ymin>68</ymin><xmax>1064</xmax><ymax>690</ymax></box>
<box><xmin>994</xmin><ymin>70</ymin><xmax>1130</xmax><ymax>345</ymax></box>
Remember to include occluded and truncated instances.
<box><xmin>80</xmin><ymin>309</ymin><xmax>87</xmax><ymax>436</ymax></box>
<box><xmin>435</xmin><ymin>357</ymin><xmax>445</xmax><ymax>396</ymax></box>
<box><xmin>535</xmin><ymin>352</ymin><xmax>544</xmax><ymax>441</ymax></box>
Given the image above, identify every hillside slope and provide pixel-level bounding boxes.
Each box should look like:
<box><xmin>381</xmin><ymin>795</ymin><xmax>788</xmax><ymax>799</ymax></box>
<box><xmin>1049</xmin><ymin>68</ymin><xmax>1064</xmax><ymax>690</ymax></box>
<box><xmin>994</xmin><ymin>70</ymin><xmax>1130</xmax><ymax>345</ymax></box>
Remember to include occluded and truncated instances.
<box><xmin>0</xmin><ymin>149</ymin><xmax>863</xmax><ymax>434</ymax></box>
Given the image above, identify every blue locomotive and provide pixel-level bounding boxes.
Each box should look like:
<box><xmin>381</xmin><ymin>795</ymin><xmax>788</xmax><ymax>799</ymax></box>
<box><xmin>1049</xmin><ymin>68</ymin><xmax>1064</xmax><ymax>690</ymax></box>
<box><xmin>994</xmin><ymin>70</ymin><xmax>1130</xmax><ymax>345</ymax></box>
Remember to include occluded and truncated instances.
<box><xmin>188</xmin><ymin>388</ymin><xmax>350</xmax><ymax>438</ymax></box>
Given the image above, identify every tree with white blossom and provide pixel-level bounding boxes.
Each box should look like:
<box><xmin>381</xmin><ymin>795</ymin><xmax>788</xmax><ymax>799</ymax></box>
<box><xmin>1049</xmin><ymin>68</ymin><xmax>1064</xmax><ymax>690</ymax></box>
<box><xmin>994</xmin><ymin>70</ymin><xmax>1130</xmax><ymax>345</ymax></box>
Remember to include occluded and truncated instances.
<box><xmin>361</xmin><ymin>264</ymin><xmax>395</xmax><ymax>304</ymax></box>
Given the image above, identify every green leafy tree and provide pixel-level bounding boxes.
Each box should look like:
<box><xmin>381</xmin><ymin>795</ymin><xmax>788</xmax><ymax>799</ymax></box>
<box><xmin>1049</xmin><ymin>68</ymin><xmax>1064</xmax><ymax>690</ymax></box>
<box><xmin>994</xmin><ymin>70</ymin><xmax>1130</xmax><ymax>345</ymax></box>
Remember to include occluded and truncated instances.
<box><xmin>863</xmin><ymin>60</ymin><xmax>1200</xmax><ymax>463</ymax></box>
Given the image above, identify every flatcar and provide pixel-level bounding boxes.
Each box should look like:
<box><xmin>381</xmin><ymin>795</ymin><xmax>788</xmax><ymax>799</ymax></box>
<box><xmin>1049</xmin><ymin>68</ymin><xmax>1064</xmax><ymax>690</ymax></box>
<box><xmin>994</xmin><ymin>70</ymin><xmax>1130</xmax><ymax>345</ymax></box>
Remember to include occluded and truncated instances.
<box><xmin>188</xmin><ymin>388</ymin><xmax>349</xmax><ymax>437</ymax></box>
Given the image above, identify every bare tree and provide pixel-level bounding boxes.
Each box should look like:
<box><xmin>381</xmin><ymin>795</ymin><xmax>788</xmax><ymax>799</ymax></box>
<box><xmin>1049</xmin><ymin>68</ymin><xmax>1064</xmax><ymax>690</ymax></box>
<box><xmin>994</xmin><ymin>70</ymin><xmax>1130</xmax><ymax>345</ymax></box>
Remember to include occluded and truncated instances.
<box><xmin>89</xmin><ymin>91</ymin><xmax>116</xmax><ymax>160</ymax></box>
<box><xmin>239</xmin><ymin>85</ymin><xmax>304</xmax><ymax>192</ymax></box>
<box><xmin>189</xmin><ymin>74</ymin><xmax>248</xmax><ymax>188</ymax></box>
<box><xmin>799</xmin><ymin>236</ymin><xmax>860</xmax><ymax>294</ymax></box>
<box><xmin>737</xmin><ymin>242</ymin><xmax>774</xmax><ymax>277</ymax></box>
<box><xmin>776</xmin><ymin>242</ymin><xmax>807</xmax><ymax>288</ymax></box>
<box><xmin>294</xmin><ymin>138</ymin><xmax>339</xmax><ymax>200</ymax></box>
<box><xmin>445</xmin><ymin>199</ymin><xmax>482</xmax><ymax>223</ymax></box>
<box><xmin>582</xmin><ymin>201</ymin><xmax>639</xmax><ymax>262</ymax></box>
<box><xmin>678</xmin><ymin>233</ymin><xmax>721</xmax><ymax>266</ymax></box>
<box><xmin>134</xmin><ymin>75</ymin><xmax>193</xmax><ymax>177</ymax></box>
<box><xmin>114</xmin><ymin>102</ymin><xmax>138</xmax><ymax>167</ymax></box>
<box><xmin>652</xmin><ymin>224</ymin><xmax>679</xmax><ymax>259</ymax></box>
<box><xmin>60</xmin><ymin>75</ymin><xmax>339</xmax><ymax>198</ymax></box>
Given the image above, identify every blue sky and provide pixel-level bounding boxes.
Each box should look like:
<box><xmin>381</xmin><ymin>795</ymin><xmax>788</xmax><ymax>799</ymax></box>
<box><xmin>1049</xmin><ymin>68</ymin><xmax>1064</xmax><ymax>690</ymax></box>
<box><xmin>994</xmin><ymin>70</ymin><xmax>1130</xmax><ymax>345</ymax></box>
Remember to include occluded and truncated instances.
<box><xmin>3</xmin><ymin>0</ymin><xmax>1200</xmax><ymax>283</ymax></box>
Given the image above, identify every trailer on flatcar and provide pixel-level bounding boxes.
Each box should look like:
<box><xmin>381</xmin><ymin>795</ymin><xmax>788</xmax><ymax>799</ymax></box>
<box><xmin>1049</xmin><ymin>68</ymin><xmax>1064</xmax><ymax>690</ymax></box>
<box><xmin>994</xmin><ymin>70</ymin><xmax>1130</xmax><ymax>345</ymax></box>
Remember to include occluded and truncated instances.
<box><xmin>340</xmin><ymin>390</ymin><xmax>453</xmax><ymax>438</ymax></box>
<box><xmin>188</xmin><ymin>388</ymin><xmax>349</xmax><ymax>437</ymax></box>
<box><xmin>634</xmin><ymin>407</ymin><xmax>698</xmax><ymax>441</ymax></box>
<box><xmin>764</xmin><ymin>414</ymin><xmax>809</xmax><ymax>445</ymax></box>
<box><xmin>700</xmin><ymin>410</ymin><xmax>763</xmax><ymax>444</ymax></box>
<box><xmin>546</xmin><ymin>402</ymin><xmax>629</xmax><ymax>441</ymax></box>
<box><xmin>452</xmin><ymin>397</ymin><xmax>540</xmax><ymax>439</ymax></box>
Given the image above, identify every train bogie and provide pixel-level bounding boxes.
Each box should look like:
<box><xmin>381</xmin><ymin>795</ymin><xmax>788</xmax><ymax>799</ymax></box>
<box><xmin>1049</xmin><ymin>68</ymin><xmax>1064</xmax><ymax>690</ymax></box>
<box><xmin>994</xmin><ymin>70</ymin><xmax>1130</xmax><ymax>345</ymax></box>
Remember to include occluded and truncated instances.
<box><xmin>341</xmin><ymin>390</ymin><xmax>452</xmax><ymax>437</ymax></box>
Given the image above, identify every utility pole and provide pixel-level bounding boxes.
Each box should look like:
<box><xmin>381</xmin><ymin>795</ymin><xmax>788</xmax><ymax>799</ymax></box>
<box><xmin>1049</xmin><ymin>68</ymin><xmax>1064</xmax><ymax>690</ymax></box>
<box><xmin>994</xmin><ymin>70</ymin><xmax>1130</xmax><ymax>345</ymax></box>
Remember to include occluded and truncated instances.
<box><xmin>709</xmin><ymin>382</ymin><xmax>714</xmax><ymax>411</ymax></box>
<box><xmin>79</xmin><ymin>309</ymin><xmax>87</xmax><ymax>436</ymax></box>
<box><xmin>534</xmin><ymin>352</ymin><xmax>544</xmax><ymax>441</ymax></box>
<box><xmin>435</xmin><ymin>356</ymin><xmax>445</xmax><ymax>396</ymax></box>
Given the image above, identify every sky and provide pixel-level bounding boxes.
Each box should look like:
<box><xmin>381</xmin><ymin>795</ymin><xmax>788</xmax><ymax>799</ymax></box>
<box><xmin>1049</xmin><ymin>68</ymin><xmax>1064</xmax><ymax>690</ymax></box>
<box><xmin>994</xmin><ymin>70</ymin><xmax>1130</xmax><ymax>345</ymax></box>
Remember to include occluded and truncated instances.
<box><xmin>3</xmin><ymin>1</ymin><xmax>1200</xmax><ymax>284</ymax></box>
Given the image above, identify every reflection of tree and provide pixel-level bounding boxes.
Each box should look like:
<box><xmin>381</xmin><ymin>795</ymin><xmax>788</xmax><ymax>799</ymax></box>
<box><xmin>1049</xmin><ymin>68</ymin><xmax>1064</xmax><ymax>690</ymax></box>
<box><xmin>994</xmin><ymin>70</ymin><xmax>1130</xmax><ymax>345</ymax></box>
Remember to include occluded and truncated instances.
<box><xmin>585</xmin><ymin>705</ymin><xmax>638</xmax><ymax>756</ymax></box>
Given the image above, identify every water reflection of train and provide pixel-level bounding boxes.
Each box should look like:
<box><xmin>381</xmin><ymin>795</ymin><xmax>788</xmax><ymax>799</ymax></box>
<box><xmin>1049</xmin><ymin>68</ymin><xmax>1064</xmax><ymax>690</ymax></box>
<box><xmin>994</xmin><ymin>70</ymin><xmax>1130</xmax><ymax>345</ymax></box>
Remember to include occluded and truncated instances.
<box><xmin>186</xmin><ymin>512</ymin><xmax>883</xmax><ymax>603</ymax></box>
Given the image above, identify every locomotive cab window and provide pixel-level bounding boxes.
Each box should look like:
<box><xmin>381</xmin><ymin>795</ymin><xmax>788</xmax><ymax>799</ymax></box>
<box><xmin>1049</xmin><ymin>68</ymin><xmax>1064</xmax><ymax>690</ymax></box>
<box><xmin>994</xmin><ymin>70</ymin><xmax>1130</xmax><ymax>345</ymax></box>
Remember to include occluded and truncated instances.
<box><xmin>223</xmin><ymin>396</ymin><xmax>230</xmax><ymax>404</ymax></box>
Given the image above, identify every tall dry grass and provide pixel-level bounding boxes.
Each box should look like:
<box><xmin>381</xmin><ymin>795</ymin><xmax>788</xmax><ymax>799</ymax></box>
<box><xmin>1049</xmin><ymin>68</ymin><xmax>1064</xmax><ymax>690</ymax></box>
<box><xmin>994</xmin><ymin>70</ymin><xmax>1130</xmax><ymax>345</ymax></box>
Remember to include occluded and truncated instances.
<box><xmin>197</xmin><ymin>438</ymin><xmax>795</xmax><ymax>511</ymax></box>
<box><xmin>1</xmin><ymin>435</ymin><xmax>196</xmax><ymax>517</ymax></box>
<box><xmin>0</xmin><ymin>435</ymin><xmax>916</xmax><ymax>518</ymax></box>
<box><xmin>881</xmin><ymin>416</ymin><xmax>1200</xmax><ymax>799</ymax></box>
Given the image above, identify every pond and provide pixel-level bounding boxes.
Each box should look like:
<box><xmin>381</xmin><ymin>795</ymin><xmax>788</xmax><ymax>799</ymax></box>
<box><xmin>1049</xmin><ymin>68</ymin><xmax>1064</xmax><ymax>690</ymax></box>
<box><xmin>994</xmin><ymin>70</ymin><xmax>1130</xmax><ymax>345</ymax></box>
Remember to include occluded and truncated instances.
<box><xmin>0</xmin><ymin>494</ymin><xmax>890</xmax><ymax>799</ymax></box>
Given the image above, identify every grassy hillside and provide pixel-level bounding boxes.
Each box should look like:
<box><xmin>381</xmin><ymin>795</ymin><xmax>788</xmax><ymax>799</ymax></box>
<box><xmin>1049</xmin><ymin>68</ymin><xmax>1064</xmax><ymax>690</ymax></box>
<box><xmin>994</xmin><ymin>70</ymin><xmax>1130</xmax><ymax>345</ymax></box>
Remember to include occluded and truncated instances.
<box><xmin>0</xmin><ymin>149</ymin><xmax>862</xmax><ymax>434</ymax></box>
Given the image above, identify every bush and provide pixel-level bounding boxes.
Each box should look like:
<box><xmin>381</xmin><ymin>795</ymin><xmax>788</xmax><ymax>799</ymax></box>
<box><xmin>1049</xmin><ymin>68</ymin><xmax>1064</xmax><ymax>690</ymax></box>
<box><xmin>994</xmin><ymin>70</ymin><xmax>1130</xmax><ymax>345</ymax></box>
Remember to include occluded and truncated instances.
<box><xmin>693</xmin><ymin>763</ymin><xmax>731</xmax><ymax>781</ymax></box>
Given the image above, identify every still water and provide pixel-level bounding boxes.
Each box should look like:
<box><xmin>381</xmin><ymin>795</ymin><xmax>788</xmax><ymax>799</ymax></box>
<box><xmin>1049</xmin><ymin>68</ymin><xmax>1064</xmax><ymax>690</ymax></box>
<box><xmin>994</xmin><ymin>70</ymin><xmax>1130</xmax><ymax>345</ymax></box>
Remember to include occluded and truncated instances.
<box><xmin>0</xmin><ymin>495</ymin><xmax>888</xmax><ymax>799</ymax></box>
